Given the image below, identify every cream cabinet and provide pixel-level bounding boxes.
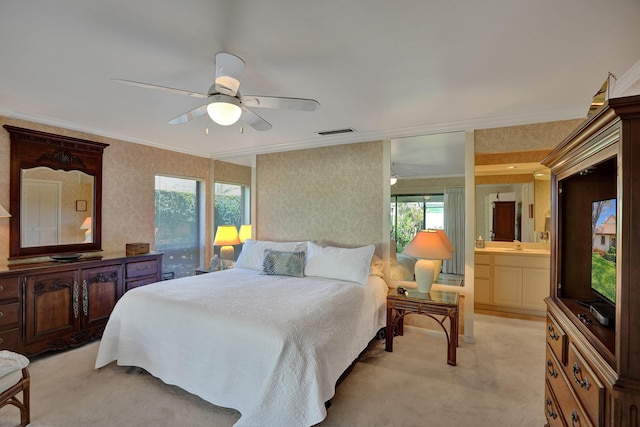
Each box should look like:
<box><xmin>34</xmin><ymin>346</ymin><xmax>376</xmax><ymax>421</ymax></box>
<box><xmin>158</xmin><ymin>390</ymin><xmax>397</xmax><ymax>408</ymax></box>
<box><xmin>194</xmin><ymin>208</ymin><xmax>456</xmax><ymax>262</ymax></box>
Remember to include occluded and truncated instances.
<box><xmin>474</xmin><ymin>251</ymin><xmax>549</xmax><ymax>316</ymax></box>
<box><xmin>473</xmin><ymin>254</ymin><xmax>491</xmax><ymax>304</ymax></box>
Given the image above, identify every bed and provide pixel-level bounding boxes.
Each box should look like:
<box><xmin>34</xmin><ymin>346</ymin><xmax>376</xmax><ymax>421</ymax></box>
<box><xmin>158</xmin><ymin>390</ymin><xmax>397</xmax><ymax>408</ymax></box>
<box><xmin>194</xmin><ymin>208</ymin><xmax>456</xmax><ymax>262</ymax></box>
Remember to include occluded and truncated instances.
<box><xmin>95</xmin><ymin>240</ymin><xmax>388</xmax><ymax>427</ymax></box>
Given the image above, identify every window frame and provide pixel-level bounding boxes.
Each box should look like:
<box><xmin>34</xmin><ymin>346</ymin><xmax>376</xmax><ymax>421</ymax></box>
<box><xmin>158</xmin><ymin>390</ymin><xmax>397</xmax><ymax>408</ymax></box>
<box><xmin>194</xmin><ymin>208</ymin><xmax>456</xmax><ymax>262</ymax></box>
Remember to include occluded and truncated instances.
<box><xmin>154</xmin><ymin>174</ymin><xmax>206</xmax><ymax>278</ymax></box>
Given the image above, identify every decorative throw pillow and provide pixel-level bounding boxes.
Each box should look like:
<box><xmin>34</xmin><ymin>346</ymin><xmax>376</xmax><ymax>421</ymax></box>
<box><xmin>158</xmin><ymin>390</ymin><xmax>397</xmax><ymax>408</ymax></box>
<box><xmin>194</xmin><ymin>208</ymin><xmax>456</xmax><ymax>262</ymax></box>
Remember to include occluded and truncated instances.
<box><xmin>235</xmin><ymin>239</ymin><xmax>307</xmax><ymax>271</ymax></box>
<box><xmin>304</xmin><ymin>241</ymin><xmax>375</xmax><ymax>285</ymax></box>
<box><xmin>262</xmin><ymin>250</ymin><xmax>306</xmax><ymax>277</ymax></box>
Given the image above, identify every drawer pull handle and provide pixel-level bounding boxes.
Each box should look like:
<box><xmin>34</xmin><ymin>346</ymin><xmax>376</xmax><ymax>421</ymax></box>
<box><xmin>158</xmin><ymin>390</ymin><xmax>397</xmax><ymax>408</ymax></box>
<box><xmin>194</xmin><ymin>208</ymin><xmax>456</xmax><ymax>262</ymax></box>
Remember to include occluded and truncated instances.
<box><xmin>571</xmin><ymin>410</ymin><xmax>579</xmax><ymax>427</ymax></box>
<box><xmin>0</xmin><ymin>311</ymin><xmax>3</xmax><ymax>317</ymax></box>
<box><xmin>545</xmin><ymin>398</ymin><xmax>558</xmax><ymax>420</ymax></box>
<box><xmin>0</xmin><ymin>338</ymin><xmax>3</xmax><ymax>344</ymax></box>
<box><xmin>73</xmin><ymin>282</ymin><xmax>79</xmax><ymax>319</ymax></box>
<box><xmin>548</xmin><ymin>325</ymin><xmax>559</xmax><ymax>340</ymax></box>
<box><xmin>136</xmin><ymin>265</ymin><xmax>151</xmax><ymax>271</ymax></box>
<box><xmin>0</xmin><ymin>285</ymin><xmax>3</xmax><ymax>292</ymax></box>
<box><xmin>82</xmin><ymin>280</ymin><xmax>89</xmax><ymax>317</ymax></box>
<box><xmin>572</xmin><ymin>362</ymin><xmax>591</xmax><ymax>390</ymax></box>
<box><xmin>546</xmin><ymin>359</ymin><xmax>558</xmax><ymax>378</ymax></box>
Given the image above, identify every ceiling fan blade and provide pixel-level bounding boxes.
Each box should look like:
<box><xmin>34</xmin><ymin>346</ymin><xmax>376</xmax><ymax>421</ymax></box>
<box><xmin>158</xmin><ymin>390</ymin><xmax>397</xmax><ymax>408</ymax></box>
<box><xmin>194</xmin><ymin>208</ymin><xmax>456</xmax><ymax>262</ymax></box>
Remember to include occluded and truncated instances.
<box><xmin>242</xmin><ymin>95</ymin><xmax>320</xmax><ymax>111</ymax></box>
<box><xmin>241</xmin><ymin>106</ymin><xmax>272</xmax><ymax>131</ymax></box>
<box><xmin>215</xmin><ymin>52</ymin><xmax>245</xmax><ymax>96</ymax></box>
<box><xmin>111</xmin><ymin>79</ymin><xmax>208</xmax><ymax>99</ymax></box>
<box><xmin>168</xmin><ymin>104</ymin><xmax>208</xmax><ymax>125</ymax></box>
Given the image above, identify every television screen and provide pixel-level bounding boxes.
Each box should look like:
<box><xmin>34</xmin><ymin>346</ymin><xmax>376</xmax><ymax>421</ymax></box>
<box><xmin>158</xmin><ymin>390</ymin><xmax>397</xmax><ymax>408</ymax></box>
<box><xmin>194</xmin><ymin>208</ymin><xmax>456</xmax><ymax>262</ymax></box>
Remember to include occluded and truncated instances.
<box><xmin>591</xmin><ymin>198</ymin><xmax>617</xmax><ymax>304</ymax></box>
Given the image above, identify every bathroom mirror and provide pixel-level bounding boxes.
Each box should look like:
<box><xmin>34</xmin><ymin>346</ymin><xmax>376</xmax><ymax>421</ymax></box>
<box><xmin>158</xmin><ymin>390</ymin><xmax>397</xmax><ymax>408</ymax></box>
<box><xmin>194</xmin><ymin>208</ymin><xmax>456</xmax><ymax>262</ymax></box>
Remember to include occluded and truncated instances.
<box><xmin>5</xmin><ymin>125</ymin><xmax>108</xmax><ymax>259</ymax></box>
<box><xmin>475</xmin><ymin>162</ymin><xmax>551</xmax><ymax>243</ymax></box>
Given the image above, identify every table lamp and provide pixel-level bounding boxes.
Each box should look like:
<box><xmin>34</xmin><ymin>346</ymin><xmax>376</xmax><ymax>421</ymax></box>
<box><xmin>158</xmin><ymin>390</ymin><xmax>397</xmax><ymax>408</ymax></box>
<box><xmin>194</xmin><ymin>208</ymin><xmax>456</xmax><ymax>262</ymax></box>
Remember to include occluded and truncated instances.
<box><xmin>213</xmin><ymin>225</ymin><xmax>241</xmax><ymax>261</ymax></box>
<box><xmin>80</xmin><ymin>216</ymin><xmax>92</xmax><ymax>242</ymax></box>
<box><xmin>403</xmin><ymin>229</ymin><xmax>452</xmax><ymax>293</ymax></box>
<box><xmin>426</xmin><ymin>229</ymin><xmax>455</xmax><ymax>282</ymax></box>
<box><xmin>238</xmin><ymin>224</ymin><xmax>252</xmax><ymax>243</ymax></box>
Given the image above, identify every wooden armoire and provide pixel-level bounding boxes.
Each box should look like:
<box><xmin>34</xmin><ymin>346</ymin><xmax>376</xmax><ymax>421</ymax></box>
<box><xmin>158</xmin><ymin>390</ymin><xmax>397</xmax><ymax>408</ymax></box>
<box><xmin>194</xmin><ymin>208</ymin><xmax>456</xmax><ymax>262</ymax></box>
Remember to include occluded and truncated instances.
<box><xmin>542</xmin><ymin>95</ymin><xmax>640</xmax><ymax>426</ymax></box>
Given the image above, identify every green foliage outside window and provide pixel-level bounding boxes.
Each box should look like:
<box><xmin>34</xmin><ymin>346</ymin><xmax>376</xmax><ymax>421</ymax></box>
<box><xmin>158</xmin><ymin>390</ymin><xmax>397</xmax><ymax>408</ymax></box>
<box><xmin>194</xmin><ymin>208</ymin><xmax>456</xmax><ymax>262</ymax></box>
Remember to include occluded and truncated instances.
<box><xmin>393</xmin><ymin>202</ymin><xmax>424</xmax><ymax>253</ymax></box>
<box><xmin>214</xmin><ymin>192</ymin><xmax>242</xmax><ymax>229</ymax></box>
<box><xmin>155</xmin><ymin>187</ymin><xmax>200</xmax><ymax>278</ymax></box>
<box><xmin>155</xmin><ymin>190</ymin><xmax>197</xmax><ymax>239</ymax></box>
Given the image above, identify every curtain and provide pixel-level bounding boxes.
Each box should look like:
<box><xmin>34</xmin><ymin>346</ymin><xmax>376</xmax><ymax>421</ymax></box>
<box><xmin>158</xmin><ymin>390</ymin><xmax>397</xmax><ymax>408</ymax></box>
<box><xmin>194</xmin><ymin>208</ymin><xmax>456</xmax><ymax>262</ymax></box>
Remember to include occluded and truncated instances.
<box><xmin>443</xmin><ymin>187</ymin><xmax>464</xmax><ymax>275</ymax></box>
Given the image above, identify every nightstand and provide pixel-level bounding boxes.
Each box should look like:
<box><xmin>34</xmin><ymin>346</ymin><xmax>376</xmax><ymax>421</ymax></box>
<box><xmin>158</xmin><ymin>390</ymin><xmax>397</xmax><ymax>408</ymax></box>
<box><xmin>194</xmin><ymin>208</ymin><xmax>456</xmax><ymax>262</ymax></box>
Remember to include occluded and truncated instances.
<box><xmin>386</xmin><ymin>287</ymin><xmax>460</xmax><ymax>366</ymax></box>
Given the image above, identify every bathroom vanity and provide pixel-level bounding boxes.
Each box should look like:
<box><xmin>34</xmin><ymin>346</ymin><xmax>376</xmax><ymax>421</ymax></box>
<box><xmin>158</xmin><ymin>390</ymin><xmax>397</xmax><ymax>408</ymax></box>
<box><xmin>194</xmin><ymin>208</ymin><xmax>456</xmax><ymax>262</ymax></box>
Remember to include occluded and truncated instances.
<box><xmin>474</xmin><ymin>243</ymin><xmax>550</xmax><ymax>316</ymax></box>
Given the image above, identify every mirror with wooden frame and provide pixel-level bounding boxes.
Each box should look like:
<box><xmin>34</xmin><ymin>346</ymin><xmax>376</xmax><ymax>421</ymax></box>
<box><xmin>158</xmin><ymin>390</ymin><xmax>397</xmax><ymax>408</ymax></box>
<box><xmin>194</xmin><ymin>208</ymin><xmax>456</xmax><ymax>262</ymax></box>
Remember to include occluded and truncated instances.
<box><xmin>4</xmin><ymin>125</ymin><xmax>108</xmax><ymax>259</ymax></box>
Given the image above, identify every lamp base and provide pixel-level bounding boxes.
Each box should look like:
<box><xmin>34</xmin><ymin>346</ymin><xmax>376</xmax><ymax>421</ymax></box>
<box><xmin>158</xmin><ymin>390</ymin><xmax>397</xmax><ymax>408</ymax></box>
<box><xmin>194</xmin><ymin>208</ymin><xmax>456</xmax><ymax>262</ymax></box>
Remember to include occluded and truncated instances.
<box><xmin>220</xmin><ymin>245</ymin><xmax>235</xmax><ymax>262</ymax></box>
<box><xmin>431</xmin><ymin>259</ymin><xmax>443</xmax><ymax>282</ymax></box>
<box><xmin>415</xmin><ymin>259</ymin><xmax>435</xmax><ymax>293</ymax></box>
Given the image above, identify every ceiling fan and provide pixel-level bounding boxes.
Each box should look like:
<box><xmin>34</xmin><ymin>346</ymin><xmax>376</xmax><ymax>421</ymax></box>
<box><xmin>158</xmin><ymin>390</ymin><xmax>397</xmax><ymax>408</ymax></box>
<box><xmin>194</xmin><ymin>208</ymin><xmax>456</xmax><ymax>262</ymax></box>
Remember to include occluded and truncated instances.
<box><xmin>112</xmin><ymin>52</ymin><xmax>320</xmax><ymax>131</ymax></box>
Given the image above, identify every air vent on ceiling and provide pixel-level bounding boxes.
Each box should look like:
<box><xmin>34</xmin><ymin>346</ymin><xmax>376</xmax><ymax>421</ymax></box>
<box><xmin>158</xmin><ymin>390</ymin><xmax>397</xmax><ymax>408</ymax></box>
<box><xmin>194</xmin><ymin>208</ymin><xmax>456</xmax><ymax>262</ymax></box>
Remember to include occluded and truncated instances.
<box><xmin>317</xmin><ymin>128</ymin><xmax>356</xmax><ymax>136</ymax></box>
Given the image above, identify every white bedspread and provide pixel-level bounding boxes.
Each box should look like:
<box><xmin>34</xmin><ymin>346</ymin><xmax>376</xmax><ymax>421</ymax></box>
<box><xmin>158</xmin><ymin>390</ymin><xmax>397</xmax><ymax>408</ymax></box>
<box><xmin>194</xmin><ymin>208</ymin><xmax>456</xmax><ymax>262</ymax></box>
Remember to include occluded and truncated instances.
<box><xmin>95</xmin><ymin>268</ymin><xmax>387</xmax><ymax>427</ymax></box>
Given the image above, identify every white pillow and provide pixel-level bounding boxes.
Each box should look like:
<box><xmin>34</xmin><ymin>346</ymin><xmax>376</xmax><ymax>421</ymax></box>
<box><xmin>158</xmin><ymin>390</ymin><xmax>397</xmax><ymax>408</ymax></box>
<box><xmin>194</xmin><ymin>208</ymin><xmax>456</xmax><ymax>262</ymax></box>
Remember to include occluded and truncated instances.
<box><xmin>235</xmin><ymin>239</ymin><xmax>307</xmax><ymax>271</ymax></box>
<box><xmin>304</xmin><ymin>241</ymin><xmax>375</xmax><ymax>285</ymax></box>
<box><xmin>369</xmin><ymin>254</ymin><xmax>384</xmax><ymax>278</ymax></box>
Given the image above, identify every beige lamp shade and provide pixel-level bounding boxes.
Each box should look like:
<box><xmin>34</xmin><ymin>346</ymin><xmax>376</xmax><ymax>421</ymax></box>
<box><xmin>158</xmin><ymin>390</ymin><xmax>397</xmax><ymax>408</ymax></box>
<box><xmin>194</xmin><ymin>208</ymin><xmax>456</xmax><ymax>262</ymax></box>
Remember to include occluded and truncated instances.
<box><xmin>403</xmin><ymin>230</ymin><xmax>453</xmax><ymax>260</ymax></box>
<box><xmin>80</xmin><ymin>216</ymin><xmax>92</xmax><ymax>242</ymax></box>
<box><xmin>429</xmin><ymin>229</ymin><xmax>455</xmax><ymax>253</ymax></box>
<box><xmin>238</xmin><ymin>224</ymin><xmax>252</xmax><ymax>243</ymax></box>
<box><xmin>214</xmin><ymin>225</ymin><xmax>241</xmax><ymax>261</ymax></box>
<box><xmin>403</xmin><ymin>230</ymin><xmax>453</xmax><ymax>293</ymax></box>
<box><xmin>0</xmin><ymin>204</ymin><xmax>11</xmax><ymax>218</ymax></box>
<box><xmin>80</xmin><ymin>217</ymin><xmax>92</xmax><ymax>229</ymax></box>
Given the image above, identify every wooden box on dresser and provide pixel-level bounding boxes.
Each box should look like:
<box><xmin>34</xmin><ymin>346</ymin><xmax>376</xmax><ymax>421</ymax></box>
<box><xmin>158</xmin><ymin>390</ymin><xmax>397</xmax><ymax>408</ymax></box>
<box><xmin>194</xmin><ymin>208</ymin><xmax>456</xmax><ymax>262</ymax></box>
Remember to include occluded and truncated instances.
<box><xmin>0</xmin><ymin>252</ymin><xmax>162</xmax><ymax>356</ymax></box>
<box><xmin>542</xmin><ymin>95</ymin><xmax>640</xmax><ymax>427</ymax></box>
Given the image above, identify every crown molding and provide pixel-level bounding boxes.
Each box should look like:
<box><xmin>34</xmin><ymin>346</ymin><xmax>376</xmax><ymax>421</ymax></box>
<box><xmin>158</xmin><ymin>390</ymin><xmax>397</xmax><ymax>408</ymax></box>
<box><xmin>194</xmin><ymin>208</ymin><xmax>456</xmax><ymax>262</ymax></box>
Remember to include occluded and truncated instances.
<box><xmin>612</xmin><ymin>59</ymin><xmax>640</xmax><ymax>98</ymax></box>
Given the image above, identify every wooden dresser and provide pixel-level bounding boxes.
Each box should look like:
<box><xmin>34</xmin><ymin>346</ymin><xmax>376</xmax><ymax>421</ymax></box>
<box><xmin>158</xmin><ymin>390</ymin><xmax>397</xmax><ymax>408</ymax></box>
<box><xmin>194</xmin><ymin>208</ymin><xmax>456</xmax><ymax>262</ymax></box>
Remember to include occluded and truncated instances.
<box><xmin>0</xmin><ymin>252</ymin><xmax>162</xmax><ymax>356</ymax></box>
<box><xmin>542</xmin><ymin>95</ymin><xmax>640</xmax><ymax>426</ymax></box>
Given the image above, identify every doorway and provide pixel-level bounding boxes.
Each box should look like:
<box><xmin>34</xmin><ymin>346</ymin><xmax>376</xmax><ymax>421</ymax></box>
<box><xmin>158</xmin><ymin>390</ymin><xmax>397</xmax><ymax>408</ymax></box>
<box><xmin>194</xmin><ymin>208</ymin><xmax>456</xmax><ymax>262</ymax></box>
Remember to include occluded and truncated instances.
<box><xmin>492</xmin><ymin>201</ymin><xmax>516</xmax><ymax>241</ymax></box>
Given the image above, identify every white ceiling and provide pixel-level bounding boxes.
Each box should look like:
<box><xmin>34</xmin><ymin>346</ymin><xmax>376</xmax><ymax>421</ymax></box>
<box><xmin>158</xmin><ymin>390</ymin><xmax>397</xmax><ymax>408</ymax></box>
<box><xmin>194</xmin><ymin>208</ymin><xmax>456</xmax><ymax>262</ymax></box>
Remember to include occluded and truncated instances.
<box><xmin>391</xmin><ymin>132</ymin><xmax>466</xmax><ymax>179</ymax></box>
<box><xmin>1</xmin><ymin>1</ymin><xmax>639</xmax><ymax>170</ymax></box>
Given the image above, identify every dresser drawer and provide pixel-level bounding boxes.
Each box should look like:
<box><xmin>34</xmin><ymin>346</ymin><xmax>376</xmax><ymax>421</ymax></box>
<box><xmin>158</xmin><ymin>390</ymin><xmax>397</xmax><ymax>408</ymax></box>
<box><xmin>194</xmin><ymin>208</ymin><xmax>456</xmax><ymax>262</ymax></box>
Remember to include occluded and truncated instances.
<box><xmin>474</xmin><ymin>264</ymin><xmax>491</xmax><ymax>279</ymax></box>
<box><xmin>126</xmin><ymin>276</ymin><xmax>159</xmax><ymax>292</ymax></box>
<box><xmin>547</xmin><ymin>348</ymin><xmax>593</xmax><ymax>427</ymax></box>
<box><xmin>546</xmin><ymin>314</ymin><xmax>567</xmax><ymax>365</ymax></box>
<box><xmin>544</xmin><ymin>380</ymin><xmax>565</xmax><ymax>427</ymax></box>
<box><xmin>475</xmin><ymin>254</ymin><xmax>491</xmax><ymax>264</ymax></box>
<box><xmin>0</xmin><ymin>328</ymin><xmax>19</xmax><ymax>351</ymax></box>
<box><xmin>126</xmin><ymin>259</ymin><xmax>159</xmax><ymax>279</ymax></box>
<box><xmin>565</xmin><ymin>342</ymin><xmax>604</xmax><ymax>426</ymax></box>
<box><xmin>0</xmin><ymin>277</ymin><xmax>20</xmax><ymax>301</ymax></box>
<box><xmin>0</xmin><ymin>302</ymin><xmax>19</xmax><ymax>330</ymax></box>
<box><xmin>546</xmin><ymin>345</ymin><xmax>563</xmax><ymax>385</ymax></box>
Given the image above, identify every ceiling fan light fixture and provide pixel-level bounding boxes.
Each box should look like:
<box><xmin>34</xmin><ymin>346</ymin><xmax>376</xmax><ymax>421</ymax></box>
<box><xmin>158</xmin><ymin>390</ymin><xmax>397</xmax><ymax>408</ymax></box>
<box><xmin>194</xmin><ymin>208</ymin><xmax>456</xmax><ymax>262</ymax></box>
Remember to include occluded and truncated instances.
<box><xmin>207</xmin><ymin>94</ymin><xmax>242</xmax><ymax>126</ymax></box>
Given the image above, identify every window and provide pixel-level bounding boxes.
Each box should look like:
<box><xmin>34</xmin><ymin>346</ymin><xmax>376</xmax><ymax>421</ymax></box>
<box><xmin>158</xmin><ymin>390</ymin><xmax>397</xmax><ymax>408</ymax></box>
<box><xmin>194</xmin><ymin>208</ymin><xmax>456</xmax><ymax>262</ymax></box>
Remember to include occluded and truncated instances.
<box><xmin>214</xmin><ymin>183</ymin><xmax>250</xmax><ymax>230</ymax></box>
<box><xmin>214</xmin><ymin>182</ymin><xmax>250</xmax><ymax>259</ymax></box>
<box><xmin>391</xmin><ymin>194</ymin><xmax>444</xmax><ymax>252</ymax></box>
<box><xmin>155</xmin><ymin>175</ymin><xmax>205</xmax><ymax>278</ymax></box>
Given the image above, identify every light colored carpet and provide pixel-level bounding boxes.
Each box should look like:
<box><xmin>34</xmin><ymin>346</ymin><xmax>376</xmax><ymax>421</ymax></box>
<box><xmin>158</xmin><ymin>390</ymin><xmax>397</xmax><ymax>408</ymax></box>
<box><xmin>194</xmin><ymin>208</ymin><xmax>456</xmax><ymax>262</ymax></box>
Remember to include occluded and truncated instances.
<box><xmin>0</xmin><ymin>314</ymin><xmax>546</xmax><ymax>427</ymax></box>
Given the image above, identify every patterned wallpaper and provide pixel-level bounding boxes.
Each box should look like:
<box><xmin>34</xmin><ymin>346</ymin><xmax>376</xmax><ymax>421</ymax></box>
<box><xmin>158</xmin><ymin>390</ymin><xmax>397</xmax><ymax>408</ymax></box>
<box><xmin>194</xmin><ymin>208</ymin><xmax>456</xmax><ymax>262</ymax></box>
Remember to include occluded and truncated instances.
<box><xmin>474</xmin><ymin>119</ymin><xmax>583</xmax><ymax>154</ymax></box>
<box><xmin>256</xmin><ymin>141</ymin><xmax>385</xmax><ymax>253</ymax></box>
<box><xmin>1</xmin><ymin>115</ymin><xmax>585</xmax><ymax>268</ymax></box>
<box><xmin>0</xmin><ymin>117</ymin><xmax>211</xmax><ymax>266</ymax></box>
<box><xmin>214</xmin><ymin>160</ymin><xmax>251</xmax><ymax>186</ymax></box>
<box><xmin>392</xmin><ymin>176</ymin><xmax>464</xmax><ymax>195</ymax></box>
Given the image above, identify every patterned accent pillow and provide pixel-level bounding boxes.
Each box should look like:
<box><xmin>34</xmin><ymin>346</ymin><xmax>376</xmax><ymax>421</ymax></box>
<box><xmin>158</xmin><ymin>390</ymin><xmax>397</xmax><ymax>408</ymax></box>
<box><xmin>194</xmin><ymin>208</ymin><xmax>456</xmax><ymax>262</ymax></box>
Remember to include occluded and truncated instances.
<box><xmin>262</xmin><ymin>250</ymin><xmax>306</xmax><ymax>277</ymax></box>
